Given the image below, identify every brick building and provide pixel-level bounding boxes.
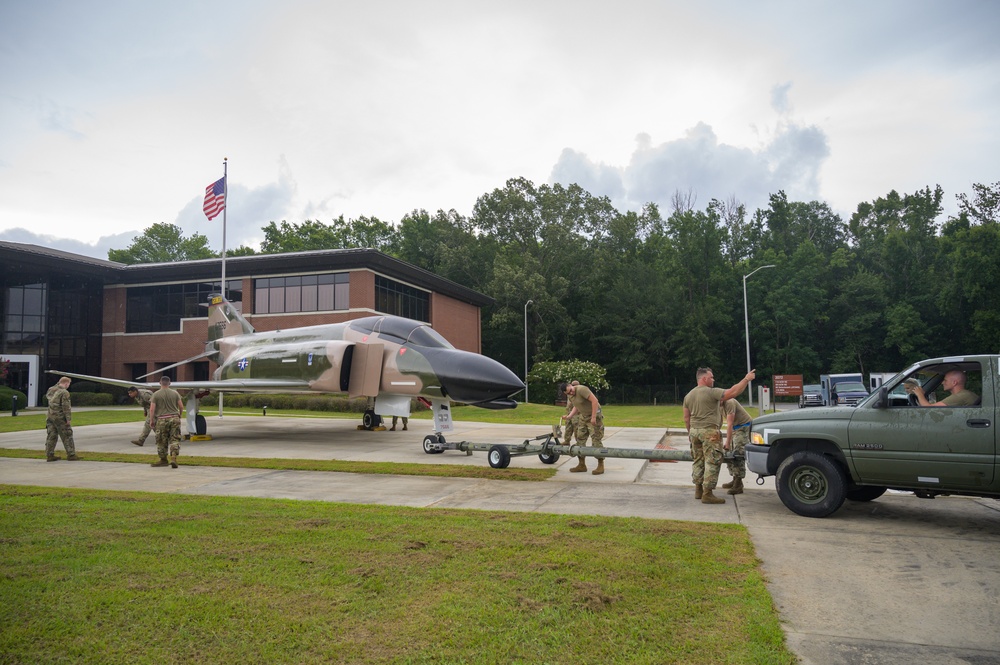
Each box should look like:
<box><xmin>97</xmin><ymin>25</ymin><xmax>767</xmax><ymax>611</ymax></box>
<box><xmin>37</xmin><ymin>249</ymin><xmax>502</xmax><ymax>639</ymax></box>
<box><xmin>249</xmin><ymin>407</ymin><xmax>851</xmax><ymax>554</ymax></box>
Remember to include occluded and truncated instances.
<box><xmin>0</xmin><ymin>242</ymin><xmax>492</xmax><ymax>406</ymax></box>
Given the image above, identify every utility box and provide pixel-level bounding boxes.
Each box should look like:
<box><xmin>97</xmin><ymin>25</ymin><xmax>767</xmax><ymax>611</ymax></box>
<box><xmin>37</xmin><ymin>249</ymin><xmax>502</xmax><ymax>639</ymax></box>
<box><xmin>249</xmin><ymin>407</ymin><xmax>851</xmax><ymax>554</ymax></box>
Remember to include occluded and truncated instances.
<box><xmin>758</xmin><ymin>385</ymin><xmax>771</xmax><ymax>412</ymax></box>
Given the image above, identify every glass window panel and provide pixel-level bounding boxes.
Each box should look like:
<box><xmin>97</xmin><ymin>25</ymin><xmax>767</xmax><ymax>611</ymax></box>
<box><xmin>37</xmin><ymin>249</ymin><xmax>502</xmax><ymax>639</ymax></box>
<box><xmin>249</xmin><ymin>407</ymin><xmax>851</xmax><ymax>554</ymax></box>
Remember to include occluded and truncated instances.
<box><xmin>335</xmin><ymin>282</ymin><xmax>349</xmax><ymax>310</ymax></box>
<box><xmin>269</xmin><ymin>287</ymin><xmax>285</xmax><ymax>314</ymax></box>
<box><xmin>318</xmin><ymin>274</ymin><xmax>335</xmax><ymax>284</ymax></box>
<box><xmin>335</xmin><ymin>273</ymin><xmax>349</xmax><ymax>283</ymax></box>
<box><xmin>302</xmin><ymin>284</ymin><xmax>318</xmax><ymax>311</ymax></box>
<box><xmin>7</xmin><ymin>288</ymin><xmax>23</xmax><ymax>314</ymax></box>
<box><xmin>254</xmin><ymin>286</ymin><xmax>268</xmax><ymax>314</ymax></box>
<box><xmin>301</xmin><ymin>275</ymin><xmax>318</xmax><ymax>286</ymax></box>
<box><xmin>285</xmin><ymin>276</ymin><xmax>301</xmax><ymax>287</ymax></box>
<box><xmin>286</xmin><ymin>287</ymin><xmax>301</xmax><ymax>312</ymax></box>
<box><xmin>23</xmin><ymin>287</ymin><xmax>44</xmax><ymax>315</ymax></box>
<box><xmin>318</xmin><ymin>284</ymin><xmax>334</xmax><ymax>310</ymax></box>
<box><xmin>23</xmin><ymin>315</ymin><xmax>42</xmax><ymax>332</ymax></box>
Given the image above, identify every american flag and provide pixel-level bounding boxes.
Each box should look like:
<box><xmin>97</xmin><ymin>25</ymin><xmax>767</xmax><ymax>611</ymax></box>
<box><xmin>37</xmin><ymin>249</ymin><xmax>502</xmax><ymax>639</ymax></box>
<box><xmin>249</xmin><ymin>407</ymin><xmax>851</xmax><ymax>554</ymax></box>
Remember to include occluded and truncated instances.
<box><xmin>203</xmin><ymin>177</ymin><xmax>226</xmax><ymax>220</ymax></box>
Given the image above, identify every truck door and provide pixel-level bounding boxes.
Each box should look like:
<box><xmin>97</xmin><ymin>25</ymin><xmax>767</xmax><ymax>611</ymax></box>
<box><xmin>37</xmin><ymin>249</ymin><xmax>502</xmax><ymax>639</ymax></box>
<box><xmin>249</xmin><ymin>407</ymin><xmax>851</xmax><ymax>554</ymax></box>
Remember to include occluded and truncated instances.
<box><xmin>847</xmin><ymin>361</ymin><xmax>995</xmax><ymax>490</ymax></box>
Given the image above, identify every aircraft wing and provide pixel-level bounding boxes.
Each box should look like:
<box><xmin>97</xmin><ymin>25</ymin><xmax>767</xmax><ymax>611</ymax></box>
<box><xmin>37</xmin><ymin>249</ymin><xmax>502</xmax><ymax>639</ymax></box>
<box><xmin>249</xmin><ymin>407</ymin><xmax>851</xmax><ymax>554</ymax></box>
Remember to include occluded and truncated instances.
<box><xmin>48</xmin><ymin>371</ymin><xmax>313</xmax><ymax>393</ymax></box>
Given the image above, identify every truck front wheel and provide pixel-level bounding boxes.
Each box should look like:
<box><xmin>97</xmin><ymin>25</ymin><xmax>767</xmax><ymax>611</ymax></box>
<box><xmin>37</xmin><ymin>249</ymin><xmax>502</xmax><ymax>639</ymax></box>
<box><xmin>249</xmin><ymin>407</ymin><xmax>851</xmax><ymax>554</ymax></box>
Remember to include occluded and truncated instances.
<box><xmin>775</xmin><ymin>451</ymin><xmax>847</xmax><ymax>518</ymax></box>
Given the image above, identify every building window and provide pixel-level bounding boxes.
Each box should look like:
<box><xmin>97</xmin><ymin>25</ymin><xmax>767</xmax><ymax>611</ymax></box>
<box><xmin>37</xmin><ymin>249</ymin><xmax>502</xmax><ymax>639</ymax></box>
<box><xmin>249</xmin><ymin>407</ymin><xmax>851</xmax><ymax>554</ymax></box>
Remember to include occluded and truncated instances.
<box><xmin>2</xmin><ymin>283</ymin><xmax>46</xmax><ymax>355</ymax></box>
<box><xmin>375</xmin><ymin>275</ymin><xmax>429</xmax><ymax>322</ymax></box>
<box><xmin>126</xmin><ymin>280</ymin><xmax>242</xmax><ymax>333</ymax></box>
<box><xmin>254</xmin><ymin>273</ymin><xmax>349</xmax><ymax>314</ymax></box>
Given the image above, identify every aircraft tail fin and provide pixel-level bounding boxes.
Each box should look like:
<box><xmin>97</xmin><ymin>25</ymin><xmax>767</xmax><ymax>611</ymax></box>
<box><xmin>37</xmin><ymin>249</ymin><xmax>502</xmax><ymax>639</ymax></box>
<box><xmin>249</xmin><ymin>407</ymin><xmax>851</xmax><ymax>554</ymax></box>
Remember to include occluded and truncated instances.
<box><xmin>207</xmin><ymin>294</ymin><xmax>255</xmax><ymax>341</ymax></box>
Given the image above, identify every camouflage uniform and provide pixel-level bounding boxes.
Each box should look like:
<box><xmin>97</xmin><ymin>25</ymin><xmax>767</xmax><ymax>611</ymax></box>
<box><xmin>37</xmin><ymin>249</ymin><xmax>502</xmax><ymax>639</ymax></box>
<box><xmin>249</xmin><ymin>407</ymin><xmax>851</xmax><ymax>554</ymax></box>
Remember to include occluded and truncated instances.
<box><xmin>683</xmin><ymin>384</ymin><xmax>727</xmax><ymax>490</ymax></box>
<box><xmin>722</xmin><ymin>398</ymin><xmax>752</xmax><ymax>480</ymax></box>
<box><xmin>562</xmin><ymin>399</ymin><xmax>580</xmax><ymax>443</ymax></box>
<box><xmin>44</xmin><ymin>383</ymin><xmax>77</xmax><ymax>460</ymax></box>
<box><xmin>130</xmin><ymin>388</ymin><xmax>154</xmax><ymax>445</ymax></box>
<box><xmin>568</xmin><ymin>385</ymin><xmax>604</xmax><ymax>457</ymax></box>
<box><xmin>149</xmin><ymin>385</ymin><xmax>183</xmax><ymax>466</ymax></box>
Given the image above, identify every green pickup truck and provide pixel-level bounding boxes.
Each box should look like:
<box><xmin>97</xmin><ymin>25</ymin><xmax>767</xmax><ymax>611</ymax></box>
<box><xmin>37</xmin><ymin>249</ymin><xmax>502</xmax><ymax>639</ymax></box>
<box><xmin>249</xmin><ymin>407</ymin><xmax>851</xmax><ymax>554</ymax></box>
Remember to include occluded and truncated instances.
<box><xmin>746</xmin><ymin>355</ymin><xmax>998</xmax><ymax>517</ymax></box>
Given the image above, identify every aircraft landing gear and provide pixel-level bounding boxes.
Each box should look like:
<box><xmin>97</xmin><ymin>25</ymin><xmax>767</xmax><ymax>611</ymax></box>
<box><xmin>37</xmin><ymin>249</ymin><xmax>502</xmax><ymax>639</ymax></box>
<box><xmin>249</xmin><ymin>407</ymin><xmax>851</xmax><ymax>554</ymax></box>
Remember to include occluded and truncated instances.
<box><xmin>422</xmin><ymin>433</ymin><xmax>446</xmax><ymax>454</ymax></box>
<box><xmin>360</xmin><ymin>408</ymin><xmax>385</xmax><ymax>431</ymax></box>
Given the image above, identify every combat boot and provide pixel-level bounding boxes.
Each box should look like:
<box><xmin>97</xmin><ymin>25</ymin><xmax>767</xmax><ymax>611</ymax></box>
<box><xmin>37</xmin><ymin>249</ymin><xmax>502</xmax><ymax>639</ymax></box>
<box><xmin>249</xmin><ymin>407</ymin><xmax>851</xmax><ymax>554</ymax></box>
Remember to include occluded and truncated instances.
<box><xmin>727</xmin><ymin>478</ymin><xmax>744</xmax><ymax>495</ymax></box>
<box><xmin>722</xmin><ymin>480</ymin><xmax>734</xmax><ymax>489</ymax></box>
<box><xmin>169</xmin><ymin>455</ymin><xmax>178</xmax><ymax>469</ymax></box>
<box><xmin>46</xmin><ymin>454</ymin><xmax>60</xmax><ymax>462</ymax></box>
<box><xmin>389</xmin><ymin>426</ymin><xmax>396</xmax><ymax>431</ymax></box>
<box><xmin>570</xmin><ymin>458</ymin><xmax>588</xmax><ymax>473</ymax></box>
<box><xmin>592</xmin><ymin>460</ymin><xmax>605</xmax><ymax>476</ymax></box>
<box><xmin>151</xmin><ymin>458</ymin><xmax>169</xmax><ymax>467</ymax></box>
<box><xmin>67</xmin><ymin>454</ymin><xmax>81</xmax><ymax>461</ymax></box>
<box><xmin>131</xmin><ymin>439</ymin><xmax>144</xmax><ymax>447</ymax></box>
<box><xmin>694</xmin><ymin>484</ymin><xmax>703</xmax><ymax>500</ymax></box>
<box><xmin>402</xmin><ymin>424</ymin><xmax>408</xmax><ymax>431</ymax></box>
<box><xmin>701</xmin><ymin>487</ymin><xmax>726</xmax><ymax>504</ymax></box>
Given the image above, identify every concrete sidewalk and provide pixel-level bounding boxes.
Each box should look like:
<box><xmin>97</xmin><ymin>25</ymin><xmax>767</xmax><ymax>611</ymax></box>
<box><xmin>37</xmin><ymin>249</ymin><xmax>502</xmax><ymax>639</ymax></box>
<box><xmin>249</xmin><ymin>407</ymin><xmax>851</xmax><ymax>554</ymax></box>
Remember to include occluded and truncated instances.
<box><xmin>3</xmin><ymin>415</ymin><xmax>1000</xmax><ymax>665</ymax></box>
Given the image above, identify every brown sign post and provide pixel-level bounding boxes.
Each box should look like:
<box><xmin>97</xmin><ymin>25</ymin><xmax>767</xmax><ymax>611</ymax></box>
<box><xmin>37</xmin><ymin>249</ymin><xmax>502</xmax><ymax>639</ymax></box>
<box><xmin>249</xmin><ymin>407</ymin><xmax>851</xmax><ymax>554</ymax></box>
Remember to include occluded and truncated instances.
<box><xmin>773</xmin><ymin>374</ymin><xmax>804</xmax><ymax>397</ymax></box>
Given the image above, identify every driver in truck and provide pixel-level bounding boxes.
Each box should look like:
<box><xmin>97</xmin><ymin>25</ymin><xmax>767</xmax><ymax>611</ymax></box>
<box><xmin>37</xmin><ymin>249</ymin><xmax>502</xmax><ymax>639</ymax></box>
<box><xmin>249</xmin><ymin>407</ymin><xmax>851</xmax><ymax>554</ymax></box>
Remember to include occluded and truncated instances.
<box><xmin>907</xmin><ymin>370</ymin><xmax>979</xmax><ymax>407</ymax></box>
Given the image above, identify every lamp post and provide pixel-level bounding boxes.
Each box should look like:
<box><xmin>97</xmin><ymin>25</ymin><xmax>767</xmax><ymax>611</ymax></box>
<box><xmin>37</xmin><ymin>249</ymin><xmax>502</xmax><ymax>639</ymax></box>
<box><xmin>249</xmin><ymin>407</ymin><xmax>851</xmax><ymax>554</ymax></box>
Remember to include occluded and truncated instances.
<box><xmin>524</xmin><ymin>299</ymin><xmax>533</xmax><ymax>404</ymax></box>
<box><xmin>743</xmin><ymin>264</ymin><xmax>776</xmax><ymax>410</ymax></box>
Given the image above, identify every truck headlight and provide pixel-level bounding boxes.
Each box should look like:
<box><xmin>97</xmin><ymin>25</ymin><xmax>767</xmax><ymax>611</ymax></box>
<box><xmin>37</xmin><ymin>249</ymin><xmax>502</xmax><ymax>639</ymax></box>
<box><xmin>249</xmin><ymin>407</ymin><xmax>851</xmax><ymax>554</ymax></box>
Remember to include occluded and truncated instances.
<box><xmin>750</xmin><ymin>431</ymin><xmax>765</xmax><ymax>446</ymax></box>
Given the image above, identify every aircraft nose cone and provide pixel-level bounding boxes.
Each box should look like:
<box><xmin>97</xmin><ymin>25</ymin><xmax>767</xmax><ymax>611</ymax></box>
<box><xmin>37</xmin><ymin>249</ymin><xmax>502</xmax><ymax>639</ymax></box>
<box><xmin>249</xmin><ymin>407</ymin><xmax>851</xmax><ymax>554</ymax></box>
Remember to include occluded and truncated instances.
<box><xmin>429</xmin><ymin>349</ymin><xmax>524</xmax><ymax>404</ymax></box>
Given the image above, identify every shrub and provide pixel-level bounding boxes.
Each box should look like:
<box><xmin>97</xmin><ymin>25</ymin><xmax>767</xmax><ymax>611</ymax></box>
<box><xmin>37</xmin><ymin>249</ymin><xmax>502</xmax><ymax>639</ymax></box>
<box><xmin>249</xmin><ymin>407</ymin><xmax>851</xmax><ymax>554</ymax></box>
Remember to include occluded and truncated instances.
<box><xmin>0</xmin><ymin>386</ymin><xmax>28</xmax><ymax>411</ymax></box>
<box><xmin>197</xmin><ymin>393</ymin><xmax>416</xmax><ymax>414</ymax></box>
<box><xmin>526</xmin><ymin>359</ymin><xmax>611</xmax><ymax>404</ymax></box>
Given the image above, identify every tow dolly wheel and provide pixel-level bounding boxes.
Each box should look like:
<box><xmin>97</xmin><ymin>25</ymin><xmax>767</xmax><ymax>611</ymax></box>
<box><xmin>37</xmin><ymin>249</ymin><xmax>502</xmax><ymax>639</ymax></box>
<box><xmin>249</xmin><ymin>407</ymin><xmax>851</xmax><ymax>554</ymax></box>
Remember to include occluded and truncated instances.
<box><xmin>488</xmin><ymin>445</ymin><xmax>511</xmax><ymax>469</ymax></box>
<box><xmin>422</xmin><ymin>434</ymin><xmax>445</xmax><ymax>454</ymax></box>
<box><xmin>538</xmin><ymin>452</ymin><xmax>560</xmax><ymax>464</ymax></box>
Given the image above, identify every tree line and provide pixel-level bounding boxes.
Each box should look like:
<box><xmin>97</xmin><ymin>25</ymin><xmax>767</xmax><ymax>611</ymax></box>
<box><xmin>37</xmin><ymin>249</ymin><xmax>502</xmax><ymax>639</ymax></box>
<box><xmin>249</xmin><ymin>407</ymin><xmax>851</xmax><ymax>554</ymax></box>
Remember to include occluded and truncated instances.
<box><xmin>109</xmin><ymin>178</ymin><xmax>1000</xmax><ymax>402</ymax></box>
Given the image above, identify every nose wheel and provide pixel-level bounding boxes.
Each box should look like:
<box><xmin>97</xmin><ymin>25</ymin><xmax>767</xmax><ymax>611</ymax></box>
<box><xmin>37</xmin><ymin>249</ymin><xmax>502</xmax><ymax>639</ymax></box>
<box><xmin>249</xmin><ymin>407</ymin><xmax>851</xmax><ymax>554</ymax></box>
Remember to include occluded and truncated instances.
<box><xmin>423</xmin><ymin>434</ymin><xmax>446</xmax><ymax>454</ymax></box>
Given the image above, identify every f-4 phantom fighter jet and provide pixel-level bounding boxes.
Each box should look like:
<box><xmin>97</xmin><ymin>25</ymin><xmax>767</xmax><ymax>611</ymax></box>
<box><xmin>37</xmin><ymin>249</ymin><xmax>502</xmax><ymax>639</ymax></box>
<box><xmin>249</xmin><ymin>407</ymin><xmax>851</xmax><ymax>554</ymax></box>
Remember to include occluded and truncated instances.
<box><xmin>51</xmin><ymin>294</ymin><xmax>524</xmax><ymax>438</ymax></box>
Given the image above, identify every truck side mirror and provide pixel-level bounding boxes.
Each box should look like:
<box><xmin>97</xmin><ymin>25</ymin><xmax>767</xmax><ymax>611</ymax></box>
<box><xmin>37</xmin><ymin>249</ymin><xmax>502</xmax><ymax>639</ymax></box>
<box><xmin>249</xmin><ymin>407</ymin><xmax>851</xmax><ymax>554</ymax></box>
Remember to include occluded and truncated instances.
<box><xmin>876</xmin><ymin>386</ymin><xmax>888</xmax><ymax>408</ymax></box>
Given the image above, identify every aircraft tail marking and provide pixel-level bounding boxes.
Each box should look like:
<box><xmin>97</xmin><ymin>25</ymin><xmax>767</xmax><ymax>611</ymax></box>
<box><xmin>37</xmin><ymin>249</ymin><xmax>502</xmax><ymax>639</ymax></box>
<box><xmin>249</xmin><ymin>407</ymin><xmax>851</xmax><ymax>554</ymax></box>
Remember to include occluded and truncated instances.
<box><xmin>208</xmin><ymin>294</ymin><xmax>255</xmax><ymax>341</ymax></box>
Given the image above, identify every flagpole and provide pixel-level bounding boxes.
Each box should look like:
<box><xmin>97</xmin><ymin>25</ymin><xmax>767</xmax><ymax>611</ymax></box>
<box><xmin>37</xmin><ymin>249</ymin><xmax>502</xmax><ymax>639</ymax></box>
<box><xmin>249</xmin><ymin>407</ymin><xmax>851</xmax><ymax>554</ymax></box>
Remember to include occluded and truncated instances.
<box><xmin>219</xmin><ymin>157</ymin><xmax>227</xmax><ymax>421</ymax></box>
<box><xmin>221</xmin><ymin>157</ymin><xmax>228</xmax><ymax>297</ymax></box>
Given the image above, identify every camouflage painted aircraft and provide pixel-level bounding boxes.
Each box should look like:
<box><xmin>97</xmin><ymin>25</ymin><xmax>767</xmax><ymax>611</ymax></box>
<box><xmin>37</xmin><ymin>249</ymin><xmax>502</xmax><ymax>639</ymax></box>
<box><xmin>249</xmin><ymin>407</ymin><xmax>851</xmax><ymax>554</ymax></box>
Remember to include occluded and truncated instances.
<box><xmin>51</xmin><ymin>294</ymin><xmax>524</xmax><ymax>438</ymax></box>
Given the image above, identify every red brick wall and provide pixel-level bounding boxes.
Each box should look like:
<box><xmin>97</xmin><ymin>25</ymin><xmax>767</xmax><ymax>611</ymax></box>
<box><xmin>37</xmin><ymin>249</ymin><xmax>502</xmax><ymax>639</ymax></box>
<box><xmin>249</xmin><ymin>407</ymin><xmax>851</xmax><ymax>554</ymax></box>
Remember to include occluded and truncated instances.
<box><xmin>350</xmin><ymin>271</ymin><xmax>374</xmax><ymax>311</ymax></box>
<box><xmin>430</xmin><ymin>293</ymin><xmax>481</xmax><ymax>353</ymax></box>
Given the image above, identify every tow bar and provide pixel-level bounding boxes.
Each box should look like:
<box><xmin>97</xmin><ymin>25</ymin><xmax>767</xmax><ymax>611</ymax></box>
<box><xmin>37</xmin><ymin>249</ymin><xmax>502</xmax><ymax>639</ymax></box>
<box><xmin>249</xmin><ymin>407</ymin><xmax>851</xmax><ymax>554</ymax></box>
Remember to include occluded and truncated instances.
<box><xmin>419</xmin><ymin>426</ymin><xmax>740</xmax><ymax>469</ymax></box>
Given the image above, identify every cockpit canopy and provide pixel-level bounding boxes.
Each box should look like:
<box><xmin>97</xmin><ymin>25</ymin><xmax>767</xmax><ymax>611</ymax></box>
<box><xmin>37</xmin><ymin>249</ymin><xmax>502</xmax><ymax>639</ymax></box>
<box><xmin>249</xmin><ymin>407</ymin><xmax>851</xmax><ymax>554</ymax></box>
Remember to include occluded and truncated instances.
<box><xmin>348</xmin><ymin>316</ymin><xmax>454</xmax><ymax>349</ymax></box>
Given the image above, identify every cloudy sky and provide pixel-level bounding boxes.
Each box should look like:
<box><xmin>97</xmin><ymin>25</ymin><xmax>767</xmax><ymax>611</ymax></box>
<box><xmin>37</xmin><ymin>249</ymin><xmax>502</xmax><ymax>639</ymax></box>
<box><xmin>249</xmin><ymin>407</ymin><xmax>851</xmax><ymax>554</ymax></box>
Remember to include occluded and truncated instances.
<box><xmin>1</xmin><ymin>0</ymin><xmax>997</xmax><ymax>260</ymax></box>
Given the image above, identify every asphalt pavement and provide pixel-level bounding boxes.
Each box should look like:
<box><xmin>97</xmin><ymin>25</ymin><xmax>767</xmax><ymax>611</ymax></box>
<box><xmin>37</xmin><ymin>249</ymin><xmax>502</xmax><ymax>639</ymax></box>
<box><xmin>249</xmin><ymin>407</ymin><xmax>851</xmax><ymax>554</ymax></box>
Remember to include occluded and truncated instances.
<box><xmin>2</xmin><ymin>413</ymin><xmax>999</xmax><ymax>665</ymax></box>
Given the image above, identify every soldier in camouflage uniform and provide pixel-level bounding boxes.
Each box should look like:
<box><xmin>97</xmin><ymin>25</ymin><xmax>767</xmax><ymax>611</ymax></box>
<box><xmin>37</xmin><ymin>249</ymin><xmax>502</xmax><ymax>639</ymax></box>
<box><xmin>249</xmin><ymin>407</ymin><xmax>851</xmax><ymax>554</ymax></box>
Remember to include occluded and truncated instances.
<box><xmin>682</xmin><ymin>367</ymin><xmax>755</xmax><ymax>504</ymax></box>
<box><xmin>560</xmin><ymin>382</ymin><xmax>605</xmax><ymax>475</ymax></box>
<box><xmin>560</xmin><ymin>380</ymin><xmax>581</xmax><ymax>444</ymax></box>
<box><xmin>127</xmin><ymin>386</ymin><xmax>154</xmax><ymax>446</ymax></box>
<box><xmin>722</xmin><ymin>398</ymin><xmax>752</xmax><ymax>495</ymax></box>
<box><xmin>147</xmin><ymin>376</ymin><xmax>184</xmax><ymax>468</ymax></box>
<box><xmin>44</xmin><ymin>376</ymin><xmax>79</xmax><ymax>462</ymax></box>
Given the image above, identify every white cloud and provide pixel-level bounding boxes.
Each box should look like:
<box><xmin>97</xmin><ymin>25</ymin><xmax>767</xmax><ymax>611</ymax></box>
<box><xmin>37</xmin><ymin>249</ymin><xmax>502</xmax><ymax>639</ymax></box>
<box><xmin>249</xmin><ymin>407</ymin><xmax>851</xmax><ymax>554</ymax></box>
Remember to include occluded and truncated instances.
<box><xmin>551</xmin><ymin>112</ymin><xmax>830</xmax><ymax>216</ymax></box>
<box><xmin>1</xmin><ymin>0</ymin><xmax>998</xmax><ymax>256</ymax></box>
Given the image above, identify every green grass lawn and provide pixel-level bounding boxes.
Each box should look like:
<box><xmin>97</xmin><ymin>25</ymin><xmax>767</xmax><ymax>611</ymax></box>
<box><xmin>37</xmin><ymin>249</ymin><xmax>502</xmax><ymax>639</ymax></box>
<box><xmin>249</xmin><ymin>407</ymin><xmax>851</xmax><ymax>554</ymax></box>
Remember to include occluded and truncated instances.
<box><xmin>0</xmin><ymin>485</ymin><xmax>794</xmax><ymax>665</ymax></box>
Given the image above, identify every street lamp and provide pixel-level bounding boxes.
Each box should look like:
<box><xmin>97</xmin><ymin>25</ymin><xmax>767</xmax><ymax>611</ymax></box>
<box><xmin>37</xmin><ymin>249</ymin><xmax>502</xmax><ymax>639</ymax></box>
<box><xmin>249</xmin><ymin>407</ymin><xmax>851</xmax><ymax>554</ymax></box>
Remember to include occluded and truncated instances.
<box><xmin>524</xmin><ymin>299</ymin><xmax>533</xmax><ymax>404</ymax></box>
<box><xmin>743</xmin><ymin>264</ymin><xmax>776</xmax><ymax>410</ymax></box>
